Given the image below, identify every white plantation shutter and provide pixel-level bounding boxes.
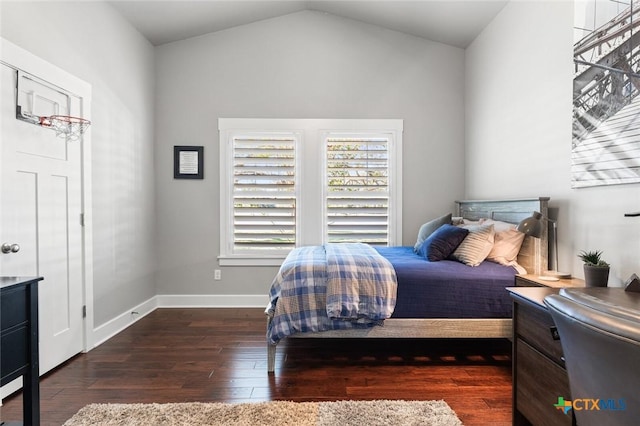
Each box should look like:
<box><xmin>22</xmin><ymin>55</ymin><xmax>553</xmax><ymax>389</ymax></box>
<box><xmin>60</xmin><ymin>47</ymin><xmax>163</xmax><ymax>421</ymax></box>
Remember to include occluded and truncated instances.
<box><xmin>232</xmin><ymin>134</ymin><xmax>296</xmax><ymax>252</ymax></box>
<box><xmin>219</xmin><ymin>119</ymin><xmax>401</xmax><ymax>265</ymax></box>
<box><xmin>326</xmin><ymin>135</ymin><xmax>390</xmax><ymax>245</ymax></box>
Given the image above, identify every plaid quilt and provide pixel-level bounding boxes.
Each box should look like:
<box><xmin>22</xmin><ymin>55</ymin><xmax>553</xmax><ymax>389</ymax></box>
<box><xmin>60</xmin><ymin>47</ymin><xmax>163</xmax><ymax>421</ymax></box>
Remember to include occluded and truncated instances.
<box><xmin>266</xmin><ymin>243</ymin><xmax>397</xmax><ymax>345</ymax></box>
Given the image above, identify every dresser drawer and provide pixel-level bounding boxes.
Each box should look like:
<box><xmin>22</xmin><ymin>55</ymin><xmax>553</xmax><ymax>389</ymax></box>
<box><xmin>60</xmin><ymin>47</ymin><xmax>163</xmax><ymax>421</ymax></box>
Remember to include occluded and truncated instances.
<box><xmin>0</xmin><ymin>325</ymin><xmax>29</xmax><ymax>383</ymax></box>
<box><xmin>516</xmin><ymin>339</ymin><xmax>572</xmax><ymax>426</ymax></box>
<box><xmin>0</xmin><ymin>285</ymin><xmax>28</xmax><ymax>330</ymax></box>
<box><xmin>515</xmin><ymin>301</ymin><xmax>565</xmax><ymax>365</ymax></box>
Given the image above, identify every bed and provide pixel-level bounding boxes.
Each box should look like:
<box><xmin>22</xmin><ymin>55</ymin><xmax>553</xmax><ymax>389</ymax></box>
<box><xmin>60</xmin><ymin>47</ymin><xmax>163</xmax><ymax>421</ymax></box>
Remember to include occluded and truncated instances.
<box><xmin>265</xmin><ymin>197</ymin><xmax>549</xmax><ymax>373</ymax></box>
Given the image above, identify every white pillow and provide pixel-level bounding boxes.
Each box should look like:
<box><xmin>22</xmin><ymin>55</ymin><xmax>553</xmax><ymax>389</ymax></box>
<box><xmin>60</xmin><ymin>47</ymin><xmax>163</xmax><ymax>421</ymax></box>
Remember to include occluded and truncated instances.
<box><xmin>451</xmin><ymin>224</ymin><xmax>495</xmax><ymax>267</ymax></box>
<box><xmin>488</xmin><ymin>228</ymin><xmax>525</xmax><ymax>262</ymax></box>
<box><xmin>481</xmin><ymin>220</ymin><xmax>527</xmax><ymax>273</ymax></box>
<box><xmin>478</xmin><ymin>218</ymin><xmax>515</xmax><ymax>232</ymax></box>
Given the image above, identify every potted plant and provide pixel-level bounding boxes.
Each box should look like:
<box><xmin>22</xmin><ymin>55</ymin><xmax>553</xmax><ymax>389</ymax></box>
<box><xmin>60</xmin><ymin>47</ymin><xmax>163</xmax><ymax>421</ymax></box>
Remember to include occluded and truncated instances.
<box><xmin>578</xmin><ymin>250</ymin><xmax>610</xmax><ymax>287</ymax></box>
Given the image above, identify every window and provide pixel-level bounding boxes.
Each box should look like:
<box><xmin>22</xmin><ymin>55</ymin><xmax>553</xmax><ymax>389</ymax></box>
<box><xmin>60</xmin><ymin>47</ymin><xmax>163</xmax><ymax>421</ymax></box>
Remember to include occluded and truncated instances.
<box><xmin>325</xmin><ymin>134</ymin><xmax>391</xmax><ymax>245</ymax></box>
<box><xmin>231</xmin><ymin>133</ymin><xmax>297</xmax><ymax>252</ymax></box>
<box><xmin>219</xmin><ymin>119</ymin><xmax>402</xmax><ymax>266</ymax></box>
<box><xmin>219</xmin><ymin>124</ymin><xmax>302</xmax><ymax>264</ymax></box>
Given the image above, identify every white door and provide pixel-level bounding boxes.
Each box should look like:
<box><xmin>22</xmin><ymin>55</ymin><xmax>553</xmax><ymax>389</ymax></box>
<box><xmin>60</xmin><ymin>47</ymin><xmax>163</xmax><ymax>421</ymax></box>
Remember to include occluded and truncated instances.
<box><xmin>1</xmin><ymin>62</ymin><xmax>85</xmax><ymax>389</ymax></box>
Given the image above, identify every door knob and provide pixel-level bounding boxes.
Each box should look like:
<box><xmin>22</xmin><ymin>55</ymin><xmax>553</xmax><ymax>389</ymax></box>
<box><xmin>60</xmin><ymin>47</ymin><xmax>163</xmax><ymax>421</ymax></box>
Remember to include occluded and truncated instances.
<box><xmin>1</xmin><ymin>243</ymin><xmax>20</xmax><ymax>254</ymax></box>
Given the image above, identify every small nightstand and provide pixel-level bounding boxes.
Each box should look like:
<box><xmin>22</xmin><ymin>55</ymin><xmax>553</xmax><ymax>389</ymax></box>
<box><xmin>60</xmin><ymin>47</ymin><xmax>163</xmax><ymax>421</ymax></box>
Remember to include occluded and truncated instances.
<box><xmin>516</xmin><ymin>274</ymin><xmax>585</xmax><ymax>288</ymax></box>
<box><xmin>507</xmin><ymin>286</ymin><xmax>575</xmax><ymax>426</ymax></box>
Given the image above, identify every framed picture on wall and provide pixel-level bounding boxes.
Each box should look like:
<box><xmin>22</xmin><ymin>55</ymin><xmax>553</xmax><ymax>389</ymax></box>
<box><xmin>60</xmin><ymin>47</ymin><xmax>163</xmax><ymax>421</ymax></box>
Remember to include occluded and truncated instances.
<box><xmin>174</xmin><ymin>146</ymin><xmax>203</xmax><ymax>179</ymax></box>
<box><xmin>572</xmin><ymin>2</ymin><xmax>640</xmax><ymax>188</ymax></box>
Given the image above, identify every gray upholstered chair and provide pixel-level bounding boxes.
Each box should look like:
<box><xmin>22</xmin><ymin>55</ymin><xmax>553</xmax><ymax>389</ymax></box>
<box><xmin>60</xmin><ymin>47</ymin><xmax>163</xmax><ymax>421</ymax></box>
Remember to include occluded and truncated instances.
<box><xmin>544</xmin><ymin>288</ymin><xmax>640</xmax><ymax>426</ymax></box>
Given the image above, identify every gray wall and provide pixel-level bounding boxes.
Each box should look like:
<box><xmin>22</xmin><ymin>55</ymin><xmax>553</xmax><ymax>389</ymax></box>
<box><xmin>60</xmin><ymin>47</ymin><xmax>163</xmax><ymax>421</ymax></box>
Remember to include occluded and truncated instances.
<box><xmin>1</xmin><ymin>1</ymin><xmax>157</xmax><ymax>325</ymax></box>
<box><xmin>154</xmin><ymin>10</ymin><xmax>466</xmax><ymax>295</ymax></box>
<box><xmin>465</xmin><ymin>1</ymin><xmax>640</xmax><ymax>285</ymax></box>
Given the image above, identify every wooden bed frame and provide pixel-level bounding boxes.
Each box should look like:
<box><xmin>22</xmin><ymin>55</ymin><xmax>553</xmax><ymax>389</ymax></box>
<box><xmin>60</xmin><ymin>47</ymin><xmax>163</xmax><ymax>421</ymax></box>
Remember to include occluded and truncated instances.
<box><xmin>266</xmin><ymin>197</ymin><xmax>549</xmax><ymax>372</ymax></box>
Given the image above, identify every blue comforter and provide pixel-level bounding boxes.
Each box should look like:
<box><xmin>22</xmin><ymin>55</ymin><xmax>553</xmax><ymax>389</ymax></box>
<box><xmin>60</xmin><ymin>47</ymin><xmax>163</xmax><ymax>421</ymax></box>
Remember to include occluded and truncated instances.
<box><xmin>375</xmin><ymin>246</ymin><xmax>516</xmax><ymax>319</ymax></box>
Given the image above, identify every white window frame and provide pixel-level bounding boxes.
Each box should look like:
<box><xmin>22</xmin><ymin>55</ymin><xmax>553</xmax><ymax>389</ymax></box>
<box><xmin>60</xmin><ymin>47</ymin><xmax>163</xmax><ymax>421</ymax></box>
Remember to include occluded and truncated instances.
<box><xmin>219</xmin><ymin>118</ymin><xmax>403</xmax><ymax>266</ymax></box>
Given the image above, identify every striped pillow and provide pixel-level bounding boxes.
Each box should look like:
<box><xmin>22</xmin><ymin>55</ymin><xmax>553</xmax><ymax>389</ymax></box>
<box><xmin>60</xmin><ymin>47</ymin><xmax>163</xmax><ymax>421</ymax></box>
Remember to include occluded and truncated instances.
<box><xmin>450</xmin><ymin>224</ymin><xmax>495</xmax><ymax>267</ymax></box>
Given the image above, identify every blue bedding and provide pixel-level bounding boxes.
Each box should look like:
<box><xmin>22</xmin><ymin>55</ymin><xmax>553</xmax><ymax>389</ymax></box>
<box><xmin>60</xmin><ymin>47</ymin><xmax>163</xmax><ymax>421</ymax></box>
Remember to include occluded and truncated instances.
<box><xmin>375</xmin><ymin>246</ymin><xmax>515</xmax><ymax>319</ymax></box>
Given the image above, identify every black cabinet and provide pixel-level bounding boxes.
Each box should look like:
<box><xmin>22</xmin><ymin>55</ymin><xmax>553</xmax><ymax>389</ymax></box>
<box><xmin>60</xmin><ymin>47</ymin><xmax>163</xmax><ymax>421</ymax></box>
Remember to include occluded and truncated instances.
<box><xmin>1</xmin><ymin>276</ymin><xmax>43</xmax><ymax>425</ymax></box>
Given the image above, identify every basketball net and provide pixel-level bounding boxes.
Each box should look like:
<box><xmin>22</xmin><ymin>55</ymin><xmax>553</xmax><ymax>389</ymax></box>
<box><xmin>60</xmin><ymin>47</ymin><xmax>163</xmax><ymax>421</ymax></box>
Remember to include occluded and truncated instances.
<box><xmin>39</xmin><ymin>115</ymin><xmax>91</xmax><ymax>141</ymax></box>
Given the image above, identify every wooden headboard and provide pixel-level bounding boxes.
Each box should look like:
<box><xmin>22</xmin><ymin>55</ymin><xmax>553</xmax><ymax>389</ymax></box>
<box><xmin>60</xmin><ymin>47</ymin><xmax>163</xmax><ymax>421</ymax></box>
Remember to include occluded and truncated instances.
<box><xmin>455</xmin><ymin>197</ymin><xmax>550</xmax><ymax>275</ymax></box>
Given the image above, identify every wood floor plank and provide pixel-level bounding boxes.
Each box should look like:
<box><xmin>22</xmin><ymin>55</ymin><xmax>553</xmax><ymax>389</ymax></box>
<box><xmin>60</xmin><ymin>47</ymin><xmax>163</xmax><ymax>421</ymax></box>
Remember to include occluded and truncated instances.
<box><xmin>0</xmin><ymin>308</ymin><xmax>513</xmax><ymax>425</ymax></box>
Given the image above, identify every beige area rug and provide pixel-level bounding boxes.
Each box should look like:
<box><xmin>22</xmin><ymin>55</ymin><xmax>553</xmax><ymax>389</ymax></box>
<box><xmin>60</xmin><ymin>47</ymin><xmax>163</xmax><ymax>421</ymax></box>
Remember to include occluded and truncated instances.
<box><xmin>64</xmin><ymin>399</ymin><xmax>463</xmax><ymax>426</ymax></box>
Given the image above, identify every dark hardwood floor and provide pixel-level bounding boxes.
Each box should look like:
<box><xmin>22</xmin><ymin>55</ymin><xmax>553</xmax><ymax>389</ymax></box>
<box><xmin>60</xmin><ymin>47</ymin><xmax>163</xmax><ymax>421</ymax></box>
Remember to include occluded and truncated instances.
<box><xmin>0</xmin><ymin>308</ymin><xmax>513</xmax><ymax>425</ymax></box>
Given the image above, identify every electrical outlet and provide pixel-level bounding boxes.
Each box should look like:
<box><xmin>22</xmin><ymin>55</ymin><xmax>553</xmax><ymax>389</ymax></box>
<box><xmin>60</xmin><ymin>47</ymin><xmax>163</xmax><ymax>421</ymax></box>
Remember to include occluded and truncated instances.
<box><xmin>214</xmin><ymin>269</ymin><xmax>221</xmax><ymax>280</ymax></box>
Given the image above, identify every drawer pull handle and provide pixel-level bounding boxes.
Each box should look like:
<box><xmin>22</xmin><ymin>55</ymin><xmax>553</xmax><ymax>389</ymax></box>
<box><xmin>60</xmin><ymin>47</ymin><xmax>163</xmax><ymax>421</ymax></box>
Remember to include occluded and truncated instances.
<box><xmin>550</xmin><ymin>326</ymin><xmax>560</xmax><ymax>340</ymax></box>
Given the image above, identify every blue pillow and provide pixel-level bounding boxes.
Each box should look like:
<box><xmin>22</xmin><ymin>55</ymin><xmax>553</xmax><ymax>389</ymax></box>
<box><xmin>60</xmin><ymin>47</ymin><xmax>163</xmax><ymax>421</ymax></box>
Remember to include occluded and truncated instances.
<box><xmin>417</xmin><ymin>224</ymin><xmax>469</xmax><ymax>261</ymax></box>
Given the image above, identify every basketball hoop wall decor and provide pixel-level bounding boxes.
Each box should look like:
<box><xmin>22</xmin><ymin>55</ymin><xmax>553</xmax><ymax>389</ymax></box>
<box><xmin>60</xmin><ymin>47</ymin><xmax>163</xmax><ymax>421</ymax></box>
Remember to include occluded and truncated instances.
<box><xmin>14</xmin><ymin>70</ymin><xmax>91</xmax><ymax>142</ymax></box>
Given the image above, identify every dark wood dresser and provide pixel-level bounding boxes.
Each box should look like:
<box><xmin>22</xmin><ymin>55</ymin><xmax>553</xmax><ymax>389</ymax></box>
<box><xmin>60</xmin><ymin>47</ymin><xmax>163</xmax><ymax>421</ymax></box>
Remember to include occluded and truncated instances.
<box><xmin>507</xmin><ymin>286</ymin><xmax>574</xmax><ymax>426</ymax></box>
<box><xmin>1</xmin><ymin>276</ymin><xmax>43</xmax><ymax>425</ymax></box>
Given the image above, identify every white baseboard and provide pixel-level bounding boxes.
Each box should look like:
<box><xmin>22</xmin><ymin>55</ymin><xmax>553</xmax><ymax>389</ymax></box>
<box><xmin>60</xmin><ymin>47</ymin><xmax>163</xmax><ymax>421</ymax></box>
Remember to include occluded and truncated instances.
<box><xmin>156</xmin><ymin>294</ymin><xmax>267</xmax><ymax>308</ymax></box>
<box><xmin>92</xmin><ymin>296</ymin><xmax>158</xmax><ymax>348</ymax></box>
<box><xmin>1</xmin><ymin>377</ymin><xmax>22</xmax><ymax>401</ymax></box>
<box><xmin>91</xmin><ymin>294</ymin><xmax>266</xmax><ymax>349</ymax></box>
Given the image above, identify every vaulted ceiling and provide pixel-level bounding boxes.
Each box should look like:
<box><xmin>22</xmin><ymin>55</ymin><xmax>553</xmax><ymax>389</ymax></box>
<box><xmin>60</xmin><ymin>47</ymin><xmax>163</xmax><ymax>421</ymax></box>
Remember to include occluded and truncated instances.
<box><xmin>108</xmin><ymin>0</ymin><xmax>508</xmax><ymax>48</ymax></box>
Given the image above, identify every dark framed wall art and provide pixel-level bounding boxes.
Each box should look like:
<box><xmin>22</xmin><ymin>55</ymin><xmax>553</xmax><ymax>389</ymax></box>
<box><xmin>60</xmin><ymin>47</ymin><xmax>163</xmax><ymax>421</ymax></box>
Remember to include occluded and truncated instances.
<box><xmin>174</xmin><ymin>146</ymin><xmax>203</xmax><ymax>179</ymax></box>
